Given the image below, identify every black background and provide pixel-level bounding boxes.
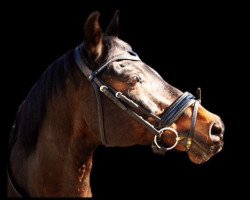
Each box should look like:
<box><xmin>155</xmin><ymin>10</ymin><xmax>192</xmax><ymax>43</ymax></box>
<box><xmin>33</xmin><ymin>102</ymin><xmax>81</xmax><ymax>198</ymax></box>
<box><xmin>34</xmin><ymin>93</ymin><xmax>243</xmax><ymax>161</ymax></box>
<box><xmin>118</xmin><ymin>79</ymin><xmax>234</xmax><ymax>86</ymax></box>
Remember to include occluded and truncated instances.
<box><xmin>1</xmin><ymin>1</ymin><xmax>246</xmax><ymax>198</ymax></box>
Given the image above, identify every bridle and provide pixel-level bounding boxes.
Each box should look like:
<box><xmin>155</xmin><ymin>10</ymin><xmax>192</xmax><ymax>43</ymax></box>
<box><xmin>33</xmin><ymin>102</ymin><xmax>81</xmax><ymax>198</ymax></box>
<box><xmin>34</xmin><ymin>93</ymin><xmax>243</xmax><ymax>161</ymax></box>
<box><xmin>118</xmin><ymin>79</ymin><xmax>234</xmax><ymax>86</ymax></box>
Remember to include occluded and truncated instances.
<box><xmin>74</xmin><ymin>44</ymin><xmax>201</xmax><ymax>154</ymax></box>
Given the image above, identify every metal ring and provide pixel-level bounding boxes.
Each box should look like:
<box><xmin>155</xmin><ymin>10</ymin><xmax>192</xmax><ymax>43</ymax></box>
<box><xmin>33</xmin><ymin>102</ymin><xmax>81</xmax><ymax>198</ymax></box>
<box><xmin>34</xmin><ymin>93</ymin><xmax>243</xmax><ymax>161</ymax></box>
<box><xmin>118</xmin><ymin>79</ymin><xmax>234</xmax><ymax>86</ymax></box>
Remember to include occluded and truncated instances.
<box><xmin>100</xmin><ymin>85</ymin><xmax>108</xmax><ymax>93</ymax></box>
<box><xmin>153</xmin><ymin>127</ymin><xmax>179</xmax><ymax>151</ymax></box>
<box><xmin>115</xmin><ymin>92</ymin><xmax>122</xmax><ymax>98</ymax></box>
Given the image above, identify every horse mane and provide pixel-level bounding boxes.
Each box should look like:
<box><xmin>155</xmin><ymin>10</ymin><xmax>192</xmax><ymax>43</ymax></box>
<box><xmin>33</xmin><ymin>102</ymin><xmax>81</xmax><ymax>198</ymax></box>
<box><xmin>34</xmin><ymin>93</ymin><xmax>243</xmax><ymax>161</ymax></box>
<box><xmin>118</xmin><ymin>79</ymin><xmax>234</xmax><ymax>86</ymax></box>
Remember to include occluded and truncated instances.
<box><xmin>9</xmin><ymin>49</ymin><xmax>80</xmax><ymax>153</ymax></box>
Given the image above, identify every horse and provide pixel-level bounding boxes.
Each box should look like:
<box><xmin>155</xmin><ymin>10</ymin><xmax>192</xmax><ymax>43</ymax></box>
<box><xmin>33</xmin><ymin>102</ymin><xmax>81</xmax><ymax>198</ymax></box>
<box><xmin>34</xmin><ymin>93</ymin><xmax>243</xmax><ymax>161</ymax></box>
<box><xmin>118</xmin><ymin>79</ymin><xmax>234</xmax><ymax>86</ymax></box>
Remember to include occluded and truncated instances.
<box><xmin>7</xmin><ymin>11</ymin><xmax>225</xmax><ymax>197</ymax></box>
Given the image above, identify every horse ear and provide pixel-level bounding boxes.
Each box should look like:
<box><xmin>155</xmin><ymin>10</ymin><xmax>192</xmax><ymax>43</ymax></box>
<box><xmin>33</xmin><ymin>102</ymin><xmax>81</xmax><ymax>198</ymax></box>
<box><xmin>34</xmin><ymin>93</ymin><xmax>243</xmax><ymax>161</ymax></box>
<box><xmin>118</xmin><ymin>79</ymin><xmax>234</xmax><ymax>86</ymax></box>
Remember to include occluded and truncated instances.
<box><xmin>105</xmin><ymin>10</ymin><xmax>120</xmax><ymax>37</ymax></box>
<box><xmin>84</xmin><ymin>11</ymin><xmax>103</xmax><ymax>60</ymax></box>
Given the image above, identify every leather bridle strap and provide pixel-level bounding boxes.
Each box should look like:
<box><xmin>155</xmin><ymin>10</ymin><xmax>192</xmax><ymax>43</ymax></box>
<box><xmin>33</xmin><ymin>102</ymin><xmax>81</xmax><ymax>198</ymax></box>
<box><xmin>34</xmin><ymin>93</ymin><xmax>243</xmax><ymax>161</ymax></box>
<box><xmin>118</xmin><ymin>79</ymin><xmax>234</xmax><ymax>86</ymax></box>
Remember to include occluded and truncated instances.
<box><xmin>160</xmin><ymin>92</ymin><xmax>195</xmax><ymax>127</ymax></box>
<box><xmin>74</xmin><ymin>44</ymin><xmax>144</xmax><ymax>145</ymax></box>
<box><xmin>185</xmin><ymin>100</ymin><xmax>199</xmax><ymax>149</ymax></box>
<box><xmin>75</xmin><ymin>44</ymin><xmax>141</xmax><ymax>82</ymax></box>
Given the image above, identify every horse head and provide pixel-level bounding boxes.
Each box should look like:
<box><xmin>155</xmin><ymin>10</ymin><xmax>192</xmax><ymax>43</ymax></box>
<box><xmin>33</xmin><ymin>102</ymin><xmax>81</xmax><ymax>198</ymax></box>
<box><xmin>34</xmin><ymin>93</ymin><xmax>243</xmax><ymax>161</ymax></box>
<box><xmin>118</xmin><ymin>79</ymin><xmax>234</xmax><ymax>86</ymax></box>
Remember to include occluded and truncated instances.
<box><xmin>81</xmin><ymin>11</ymin><xmax>224</xmax><ymax>164</ymax></box>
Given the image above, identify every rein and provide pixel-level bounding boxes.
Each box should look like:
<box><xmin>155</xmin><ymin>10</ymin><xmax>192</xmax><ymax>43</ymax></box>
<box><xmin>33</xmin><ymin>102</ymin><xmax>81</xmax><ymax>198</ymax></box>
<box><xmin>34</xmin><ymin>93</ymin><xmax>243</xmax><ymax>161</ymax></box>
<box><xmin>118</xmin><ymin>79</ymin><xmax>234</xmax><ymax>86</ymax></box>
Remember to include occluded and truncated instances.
<box><xmin>74</xmin><ymin>44</ymin><xmax>200</xmax><ymax>154</ymax></box>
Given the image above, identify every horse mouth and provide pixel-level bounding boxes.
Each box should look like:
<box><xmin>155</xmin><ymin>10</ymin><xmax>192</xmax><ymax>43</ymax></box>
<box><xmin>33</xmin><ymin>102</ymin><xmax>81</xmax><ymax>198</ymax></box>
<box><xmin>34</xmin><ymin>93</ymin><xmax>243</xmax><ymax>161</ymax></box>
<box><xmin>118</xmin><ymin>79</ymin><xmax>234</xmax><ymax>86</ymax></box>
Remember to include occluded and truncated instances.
<box><xmin>187</xmin><ymin>140</ymin><xmax>224</xmax><ymax>164</ymax></box>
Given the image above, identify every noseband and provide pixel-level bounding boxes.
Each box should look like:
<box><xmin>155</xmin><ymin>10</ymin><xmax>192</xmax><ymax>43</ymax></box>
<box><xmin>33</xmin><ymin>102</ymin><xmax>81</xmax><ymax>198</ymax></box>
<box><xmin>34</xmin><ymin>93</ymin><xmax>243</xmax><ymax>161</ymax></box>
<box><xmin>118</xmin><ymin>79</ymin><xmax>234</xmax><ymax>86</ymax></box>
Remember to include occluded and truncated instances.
<box><xmin>74</xmin><ymin>44</ymin><xmax>200</xmax><ymax>154</ymax></box>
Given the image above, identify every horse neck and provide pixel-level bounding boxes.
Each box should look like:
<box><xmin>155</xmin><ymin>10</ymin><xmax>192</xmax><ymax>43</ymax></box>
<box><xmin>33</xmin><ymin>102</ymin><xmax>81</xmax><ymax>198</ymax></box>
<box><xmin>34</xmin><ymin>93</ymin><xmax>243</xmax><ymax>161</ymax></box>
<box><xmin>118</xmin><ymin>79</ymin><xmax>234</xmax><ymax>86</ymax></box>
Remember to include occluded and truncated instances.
<box><xmin>35</xmin><ymin>77</ymin><xmax>100</xmax><ymax>197</ymax></box>
<box><xmin>11</xmin><ymin>70</ymin><xmax>99</xmax><ymax>197</ymax></box>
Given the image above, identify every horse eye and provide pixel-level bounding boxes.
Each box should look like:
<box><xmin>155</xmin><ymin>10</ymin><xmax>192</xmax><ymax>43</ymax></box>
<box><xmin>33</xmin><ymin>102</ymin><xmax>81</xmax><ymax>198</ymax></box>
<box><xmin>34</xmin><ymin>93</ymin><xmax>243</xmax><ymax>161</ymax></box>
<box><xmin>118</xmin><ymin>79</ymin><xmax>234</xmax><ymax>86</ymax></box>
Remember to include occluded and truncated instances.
<box><xmin>128</xmin><ymin>75</ymin><xmax>141</xmax><ymax>85</ymax></box>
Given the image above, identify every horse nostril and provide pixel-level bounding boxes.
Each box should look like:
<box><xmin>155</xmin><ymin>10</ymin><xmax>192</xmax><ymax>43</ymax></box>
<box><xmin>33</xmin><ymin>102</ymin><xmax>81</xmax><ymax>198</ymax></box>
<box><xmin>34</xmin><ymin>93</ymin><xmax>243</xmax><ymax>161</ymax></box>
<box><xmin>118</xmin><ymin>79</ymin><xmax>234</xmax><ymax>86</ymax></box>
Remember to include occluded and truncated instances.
<box><xmin>210</xmin><ymin>123</ymin><xmax>224</xmax><ymax>142</ymax></box>
<box><xmin>212</xmin><ymin>123</ymin><xmax>223</xmax><ymax>136</ymax></box>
